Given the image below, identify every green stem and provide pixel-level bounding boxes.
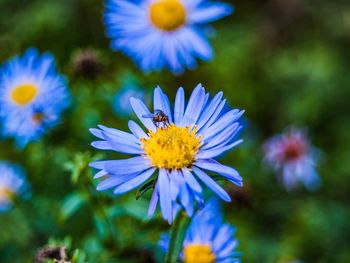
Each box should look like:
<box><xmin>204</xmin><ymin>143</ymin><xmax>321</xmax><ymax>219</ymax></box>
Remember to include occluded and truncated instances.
<box><xmin>165</xmin><ymin>212</ymin><xmax>191</xmax><ymax>263</ymax></box>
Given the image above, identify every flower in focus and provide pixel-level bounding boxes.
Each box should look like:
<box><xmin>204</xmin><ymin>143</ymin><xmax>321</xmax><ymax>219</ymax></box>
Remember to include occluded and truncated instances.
<box><xmin>90</xmin><ymin>84</ymin><xmax>244</xmax><ymax>223</ymax></box>
<box><xmin>263</xmin><ymin>127</ymin><xmax>321</xmax><ymax>191</ymax></box>
<box><xmin>0</xmin><ymin>48</ymin><xmax>70</xmax><ymax>147</ymax></box>
<box><xmin>104</xmin><ymin>0</ymin><xmax>233</xmax><ymax>74</ymax></box>
<box><xmin>159</xmin><ymin>199</ymin><xmax>241</xmax><ymax>262</ymax></box>
<box><xmin>0</xmin><ymin>161</ymin><xmax>29</xmax><ymax>212</ymax></box>
<box><xmin>112</xmin><ymin>84</ymin><xmax>146</xmax><ymax>117</ymax></box>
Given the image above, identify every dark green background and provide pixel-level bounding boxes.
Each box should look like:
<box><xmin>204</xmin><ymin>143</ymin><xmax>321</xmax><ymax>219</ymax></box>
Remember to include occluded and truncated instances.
<box><xmin>0</xmin><ymin>0</ymin><xmax>349</xmax><ymax>262</ymax></box>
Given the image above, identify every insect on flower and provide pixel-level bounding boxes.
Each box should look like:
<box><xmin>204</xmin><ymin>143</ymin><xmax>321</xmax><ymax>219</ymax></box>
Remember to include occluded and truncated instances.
<box><xmin>142</xmin><ymin>109</ymin><xmax>170</xmax><ymax>128</ymax></box>
<box><xmin>89</xmin><ymin>84</ymin><xmax>244</xmax><ymax>223</ymax></box>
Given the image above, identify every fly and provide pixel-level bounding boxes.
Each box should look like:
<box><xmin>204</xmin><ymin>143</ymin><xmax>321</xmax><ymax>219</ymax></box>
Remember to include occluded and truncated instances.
<box><xmin>142</xmin><ymin>109</ymin><xmax>169</xmax><ymax>128</ymax></box>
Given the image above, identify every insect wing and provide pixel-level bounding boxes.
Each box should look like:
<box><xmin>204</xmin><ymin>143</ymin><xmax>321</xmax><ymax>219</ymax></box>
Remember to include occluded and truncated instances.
<box><xmin>142</xmin><ymin>113</ymin><xmax>155</xmax><ymax>118</ymax></box>
<box><xmin>154</xmin><ymin>109</ymin><xmax>164</xmax><ymax>115</ymax></box>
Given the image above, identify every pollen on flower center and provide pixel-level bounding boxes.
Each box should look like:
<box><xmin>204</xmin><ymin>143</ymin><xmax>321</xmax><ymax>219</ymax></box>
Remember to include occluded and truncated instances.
<box><xmin>141</xmin><ymin>124</ymin><xmax>201</xmax><ymax>170</ymax></box>
<box><xmin>11</xmin><ymin>84</ymin><xmax>38</xmax><ymax>105</ymax></box>
<box><xmin>149</xmin><ymin>0</ymin><xmax>187</xmax><ymax>31</ymax></box>
<box><xmin>184</xmin><ymin>244</ymin><xmax>216</xmax><ymax>263</ymax></box>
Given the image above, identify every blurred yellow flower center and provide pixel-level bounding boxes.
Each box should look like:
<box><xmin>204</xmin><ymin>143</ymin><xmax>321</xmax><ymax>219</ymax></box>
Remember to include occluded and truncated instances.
<box><xmin>149</xmin><ymin>0</ymin><xmax>187</xmax><ymax>31</ymax></box>
<box><xmin>11</xmin><ymin>84</ymin><xmax>38</xmax><ymax>105</ymax></box>
<box><xmin>141</xmin><ymin>124</ymin><xmax>201</xmax><ymax>169</ymax></box>
<box><xmin>184</xmin><ymin>244</ymin><xmax>216</xmax><ymax>263</ymax></box>
<box><xmin>0</xmin><ymin>187</ymin><xmax>14</xmax><ymax>201</ymax></box>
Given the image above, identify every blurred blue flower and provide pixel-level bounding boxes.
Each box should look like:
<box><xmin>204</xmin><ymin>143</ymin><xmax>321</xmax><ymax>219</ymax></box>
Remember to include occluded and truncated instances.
<box><xmin>104</xmin><ymin>0</ymin><xmax>233</xmax><ymax>74</ymax></box>
<box><xmin>90</xmin><ymin>84</ymin><xmax>244</xmax><ymax>223</ymax></box>
<box><xmin>159</xmin><ymin>199</ymin><xmax>241</xmax><ymax>262</ymax></box>
<box><xmin>263</xmin><ymin>127</ymin><xmax>321</xmax><ymax>191</ymax></box>
<box><xmin>112</xmin><ymin>84</ymin><xmax>146</xmax><ymax>117</ymax></box>
<box><xmin>0</xmin><ymin>161</ymin><xmax>29</xmax><ymax>212</ymax></box>
<box><xmin>0</xmin><ymin>48</ymin><xmax>70</xmax><ymax>148</ymax></box>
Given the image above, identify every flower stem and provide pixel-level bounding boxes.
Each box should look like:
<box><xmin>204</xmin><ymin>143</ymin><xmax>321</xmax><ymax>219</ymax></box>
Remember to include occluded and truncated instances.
<box><xmin>165</xmin><ymin>211</ymin><xmax>191</xmax><ymax>263</ymax></box>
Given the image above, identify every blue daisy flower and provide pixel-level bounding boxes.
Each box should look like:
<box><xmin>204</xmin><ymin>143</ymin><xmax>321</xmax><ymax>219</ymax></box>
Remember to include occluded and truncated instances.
<box><xmin>0</xmin><ymin>48</ymin><xmax>70</xmax><ymax>148</ymax></box>
<box><xmin>104</xmin><ymin>0</ymin><xmax>233</xmax><ymax>74</ymax></box>
<box><xmin>90</xmin><ymin>84</ymin><xmax>244</xmax><ymax>223</ymax></box>
<box><xmin>0</xmin><ymin>161</ymin><xmax>29</xmax><ymax>212</ymax></box>
<box><xmin>159</xmin><ymin>199</ymin><xmax>241</xmax><ymax>262</ymax></box>
<box><xmin>263</xmin><ymin>127</ymin><xmax>321</xmax><ymax>191</ymax></box>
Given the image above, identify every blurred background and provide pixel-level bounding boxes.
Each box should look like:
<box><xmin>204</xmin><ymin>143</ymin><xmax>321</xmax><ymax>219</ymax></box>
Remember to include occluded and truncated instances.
<box><xmin>0</xmin><ymin>0</ymin><xmax>350</xmax><ymax>262</ymax></box>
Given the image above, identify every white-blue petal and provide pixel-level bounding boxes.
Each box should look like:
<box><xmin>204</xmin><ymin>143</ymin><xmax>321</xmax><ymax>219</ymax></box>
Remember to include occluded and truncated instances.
<box><xmin>91</xmin><ymin>141</ymin><xmax>115</xmax><ymax>151</ymax></box>
<box><xmin>212</xmin><ymin>224</ymin><xmax>235</xmax><ymax>252</ymax></box>
<box><xmin>97</xmin><ymin>173</ymin><xmax>139</xmax><ymax>191</ymax></box>
<box><xmin>192</xmin><ymin>167</ymin><xmax>231</xmax><ymax>202</ymax></box>
<box><xmin>198</xmin><ymin>99</ymin><xmax>226</xmax><ymax>133</ymax></box>
<box><xmin>130</xmin><ymin>97</ymin><xmax>156</xmax><ymax>131</ymax></box>
<box><xmin>101</xmin><ymin>132</ymin><xmax>144</xmax><ymax>154</ymax></box>
<box><xmin>153</xmin><ymin>86</ymin><xmax>173</xmax><ymax>123</ymax></box>
<box><xmin>89</xmin><ymin>128</ymin><xmax>104</xmax><ymax>139</ymax></box>
<box><xmin>195</xmin><ymin>159</ymin><xmax>242</xmax><ymax>186</ymax></box>
<box><xmin>217</xmin><ymin>238</ymin><xmax>239</xmax><ymax>259</ymax></box>
<box><xmin>196</xmin><ymin>139</ymin><xmax>243</xmax><ymax>159</ymax></box>
<box><xmin>204</xmin><ymin>125</ymin><xmax>242</xmax><ymax>151</ymax></box>
<box><xmin>158</xmin><ymin>169</ymin><xmax>173</xmax><ymax>223</ymax></box>
<box><xmin>202</xmin><ymin>123</ymin><xmax>240</xmax><ymax>150</ymax></box>
<box><xmin>181</xmin><ymin>84</ymin><xmax>205</xmax><ymax>127</ymax></box>
<box><xmin>182</xmin><ymin>168</ymin><xmax>202</xmax><ymax>193</ymax></box>
<box><xmin>189</xmin><ymin>3</ymin><xmax>234</xmax><ymax>24</ymax></box>
<box><xmin>180</xmin><ymin>185</ymin><xmax>194</xmax><ymax>217</ymax></box>
<box><xmin>184</xmin><ymin>28</ymin><xmax>213</xmax><ymax>61</ymax></box>
<box><xmin>113</xmin><ymin>168</ymin><xmax>156</xmax><ymax>195</ymax></box>
<box><xmin>98</xmin><ymin>124</ymin><xmax>140</xmax><ymax>145</ymax></box>
<box><xmin>196</xmin><ymin>91</ymin><xmax>223</xmax><ymax>130</ymax></box>
<box><xmin>104</xmin><ymin>156</ymin><xmax>151</xmax><ymax>176</ymax></box>
<box><xmin>200</xmin><ymin>109</ymin><xmax>242</xmax><ymax>140</ymax></box>
<box><xmin>128</xmin><ymin>120</ymin><xmax>148</xmax><ymax>139</ymax></box>
<box><xmin>89</xmin><ymin>160</ymin><xmax>115</xmax><ymax>170</ymax></box>
<box><xmin>169</xmin><ymin>170</ymin><xmax>182</xmax><ymax>201</ymax></box>
<box><xmin>94</xmin><ymin>170</ymin><xmax>108</xmax><ymax>179</ymax></box>
<box><xmin>148</xmin><ymin>180</ymin><xmax>159</xmax><ymax>217</ymax></box>
<box><xmin>174</xmin><ymin>87</ymin><xmax>185</xmax><ymax>125</ymax></box>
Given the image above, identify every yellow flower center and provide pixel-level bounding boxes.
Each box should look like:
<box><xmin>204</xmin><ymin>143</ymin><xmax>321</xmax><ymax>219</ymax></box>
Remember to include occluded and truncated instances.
<box><xmin>149</xmin><ymin>0</ymin><xmax>187</xmax><ymax>31</ymax></box>
<box><xmin>184</xmin><ymin>244</ymin><xmax>216</xmax><ymax>263</ymax></box>
<box><xmin>0</xmin><ymin>187</ymin><xmax>15</xmax><ymax>202</ymax></box>
<box><xmin>141</xmin><ymin>124</ymin><xmax>202</xmax><ymax>170</ymax></box>
<box><xmin>11</xmin><ymin>84</ymin><xmax>38</xmax><ymax>105</ymax></box>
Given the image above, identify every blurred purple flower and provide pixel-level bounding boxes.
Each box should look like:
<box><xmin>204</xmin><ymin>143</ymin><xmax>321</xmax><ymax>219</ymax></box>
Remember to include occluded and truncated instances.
<box><xmin>263</xmin><ymin>127</ymin><xmax>321</xmax><ymax>191</ymax></box>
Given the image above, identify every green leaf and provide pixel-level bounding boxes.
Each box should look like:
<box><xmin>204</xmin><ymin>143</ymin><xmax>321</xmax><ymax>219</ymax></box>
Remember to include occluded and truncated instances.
<box><xmin>122</xmin><ymin>197</ymin><xmax>149</xmax><ymax>220</ymax></box>
<box><xmin>165</xmin><ymin>212</ymin><xmax>191</xmax><ymax>263</ymax></box>
<box><xmin>135</xmin><ymin>179</ymin><xmax>155</xmax><ymax>200</ymax></box>
<box><xmin>72</xmin><ymin>249</ymin><xmax>87</xmax><ymax>263</ymax></box>
<box><xmin>60</xmin><ymin>193</ymin><xmax>87</xmax><ymax>222</ymax></box>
